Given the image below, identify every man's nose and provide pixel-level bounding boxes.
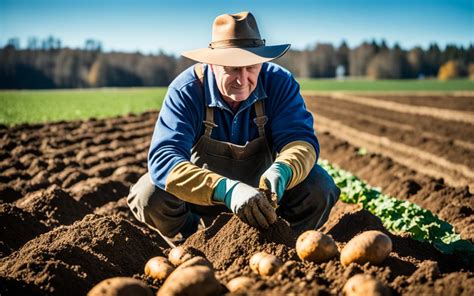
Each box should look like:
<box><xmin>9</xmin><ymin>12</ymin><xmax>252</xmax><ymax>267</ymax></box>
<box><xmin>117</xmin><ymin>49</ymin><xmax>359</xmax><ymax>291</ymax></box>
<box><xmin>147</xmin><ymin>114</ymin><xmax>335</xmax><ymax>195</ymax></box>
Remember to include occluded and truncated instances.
<box><xmin>236</xmin><ymin>68</ymin><xmax>248</xmax><ymax>85</ymax></box>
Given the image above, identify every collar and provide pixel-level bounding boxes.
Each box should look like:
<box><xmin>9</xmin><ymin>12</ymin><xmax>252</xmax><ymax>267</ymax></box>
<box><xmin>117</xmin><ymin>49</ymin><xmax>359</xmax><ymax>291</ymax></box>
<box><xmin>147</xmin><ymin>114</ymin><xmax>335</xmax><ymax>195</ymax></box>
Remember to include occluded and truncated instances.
<box><xmin>203</xmin><ymin>64</ymin><xmax>268</xmax><ymax>110</ymax></box>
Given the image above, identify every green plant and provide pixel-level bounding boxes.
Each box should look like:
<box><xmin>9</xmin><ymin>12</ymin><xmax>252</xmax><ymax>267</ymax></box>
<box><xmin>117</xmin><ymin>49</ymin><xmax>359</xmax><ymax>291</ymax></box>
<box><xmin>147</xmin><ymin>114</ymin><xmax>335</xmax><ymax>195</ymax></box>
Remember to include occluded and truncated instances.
<box><xmin>319</xmin><ymin>159</ymin><xmax>474</xmax><ymax>256</ymax></box>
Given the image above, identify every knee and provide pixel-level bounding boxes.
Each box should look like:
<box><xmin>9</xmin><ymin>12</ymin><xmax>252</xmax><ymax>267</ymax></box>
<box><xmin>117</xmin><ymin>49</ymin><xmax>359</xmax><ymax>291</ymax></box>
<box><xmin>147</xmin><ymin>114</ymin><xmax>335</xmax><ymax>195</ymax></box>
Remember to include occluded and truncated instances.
<box><xmin>279</xmin><ymin>164</ymin><xmax>340</xmax><ymax>230</ymax></box>
<box><xmin>126</xmin><ymin>173</ymin><xmax>189</xmax><ymax>237</ymax></box>
<box><xmin>126</xmin><ymin>173</ymin><xmax>158</xmax><ymax>223</ymax></box>
<box><xmin>304</xmin><ymin>164</ymin><xmax>340</xmax><ymax>207</ymax></box>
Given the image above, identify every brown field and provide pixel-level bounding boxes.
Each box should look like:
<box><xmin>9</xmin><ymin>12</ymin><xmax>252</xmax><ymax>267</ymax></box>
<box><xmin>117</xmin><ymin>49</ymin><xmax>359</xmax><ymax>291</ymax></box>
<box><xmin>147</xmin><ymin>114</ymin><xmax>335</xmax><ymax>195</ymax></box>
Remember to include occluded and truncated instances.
<box><xmin>0</xmin><ymin>93</ymin><xmax>473</xmax><ymax>295</ymax></box>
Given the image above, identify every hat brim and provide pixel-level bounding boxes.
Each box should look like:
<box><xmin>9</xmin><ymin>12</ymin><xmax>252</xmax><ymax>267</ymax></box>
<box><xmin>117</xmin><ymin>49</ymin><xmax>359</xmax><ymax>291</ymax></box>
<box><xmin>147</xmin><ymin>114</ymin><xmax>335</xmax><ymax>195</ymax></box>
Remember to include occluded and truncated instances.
<box><xmin>181</xmin><ymin>44</ymin><xmax>290</xmax><ymax>67</ymax></box>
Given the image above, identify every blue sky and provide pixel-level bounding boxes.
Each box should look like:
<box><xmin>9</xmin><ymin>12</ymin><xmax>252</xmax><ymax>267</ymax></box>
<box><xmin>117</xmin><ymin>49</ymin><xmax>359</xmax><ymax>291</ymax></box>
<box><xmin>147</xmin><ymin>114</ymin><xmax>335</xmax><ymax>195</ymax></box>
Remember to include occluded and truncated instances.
<box><xmin>1</xmin><ymin>0</ymin><xmax>472</xmax><ymax>55</ymax></box>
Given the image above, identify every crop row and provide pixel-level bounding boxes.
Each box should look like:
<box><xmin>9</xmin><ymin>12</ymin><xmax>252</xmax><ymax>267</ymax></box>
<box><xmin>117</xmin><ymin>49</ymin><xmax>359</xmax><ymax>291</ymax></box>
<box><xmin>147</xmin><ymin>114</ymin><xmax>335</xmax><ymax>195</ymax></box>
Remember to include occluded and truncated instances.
<box><xmin>319</xmin><ymin>159</ymin><xmax>474</xmax><ymax>257</ymax></box>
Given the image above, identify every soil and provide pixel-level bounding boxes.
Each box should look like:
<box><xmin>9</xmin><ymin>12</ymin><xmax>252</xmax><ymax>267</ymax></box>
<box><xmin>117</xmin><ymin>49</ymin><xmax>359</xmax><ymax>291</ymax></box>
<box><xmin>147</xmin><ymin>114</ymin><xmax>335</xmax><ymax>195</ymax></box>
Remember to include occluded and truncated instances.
<box><xmin>362</xmin><ymin>94</ymin><xmax>474</xmax><ymax>111</ymax></box>
<box><xmin>304</xmin><ymin>93</ymin><xmax>474</xmax><ymax>242</ymax></box>
<box><xmin>1</xmin><ymin>94</ymin><xmax>473</xmax><ymax>295</ymax></box>
<box><xmin>305</xmin><ymin>95</ymin><xmax>474</xmax><ymax>168</ymax></box>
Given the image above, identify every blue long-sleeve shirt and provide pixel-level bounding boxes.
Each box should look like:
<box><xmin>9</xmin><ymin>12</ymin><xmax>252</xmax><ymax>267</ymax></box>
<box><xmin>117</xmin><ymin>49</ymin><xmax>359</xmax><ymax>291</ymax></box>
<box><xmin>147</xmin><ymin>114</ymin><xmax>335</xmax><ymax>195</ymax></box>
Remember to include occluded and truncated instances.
<box><xmin>148</xmin><ymin>62</ymin><xmax>319</xmax><ymax>190</ymax></box>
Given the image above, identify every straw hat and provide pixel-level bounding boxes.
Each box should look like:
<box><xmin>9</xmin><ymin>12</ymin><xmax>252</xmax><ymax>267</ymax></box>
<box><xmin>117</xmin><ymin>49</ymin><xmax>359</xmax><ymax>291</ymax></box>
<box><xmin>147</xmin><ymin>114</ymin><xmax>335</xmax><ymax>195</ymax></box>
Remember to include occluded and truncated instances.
<box><xmin>182</xmin><ymin>11</ymin><xmax>290</xmax><ymax>67</ymax></box>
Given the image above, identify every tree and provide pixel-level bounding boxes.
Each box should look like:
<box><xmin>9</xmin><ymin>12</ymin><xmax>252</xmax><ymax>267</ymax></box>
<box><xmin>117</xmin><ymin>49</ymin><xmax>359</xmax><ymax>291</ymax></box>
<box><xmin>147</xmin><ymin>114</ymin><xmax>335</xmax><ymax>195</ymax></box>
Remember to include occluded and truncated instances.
<box><xmin>438</xmin><ymin>60</ymin><xmax>465</xmax><ymax>80</ymax></box>
<box><xmin>424</xmin><ymin>43</ymin><xmax>442</xmax><ymax>77</ymax></box>
<box><xmin>336</xmin><ymin>41</ymin><xmax>350</xmax><ymax>76</ymax></box>
<box><xmin>27</xmin><ymin>37</ymin><xmax>39</xmax><ymax>50</ymax></box>
<box><xmin>349</xmin><ymin>42</ymin><xmax>377</xmax><ymax>77</ymax></box>
<box><xmin>85</xmin><ymin>39</ymin><xmax>102</xmax><ymax>52</ymax></box>
<box><xmin>468</xmin><ymin>63</ymin><xmax>474</xmax><ymax>80</ymax></box>
<box><xmin>7</xmin><ymin>38</ymin><xmax>20</xmax><ymax>49</ymax></box>
<box><xmin>308</xmin><ymin>43</ymin><xmax>337</xmax><ymax>78</ymax></box>
<box><xmin>407</xmin><ymin>46</ymin><xmax>425</xmax><ymax>78</ymax></box>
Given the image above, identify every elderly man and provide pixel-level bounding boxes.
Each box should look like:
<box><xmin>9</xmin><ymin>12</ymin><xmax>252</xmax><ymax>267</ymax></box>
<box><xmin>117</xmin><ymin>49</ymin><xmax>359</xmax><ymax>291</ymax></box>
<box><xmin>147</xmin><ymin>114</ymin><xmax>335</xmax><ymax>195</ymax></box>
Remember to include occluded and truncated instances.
<box><xmin>127</xmin><ymin>11</ymin><xmax>340</xmax><ymax>241</ymax></box>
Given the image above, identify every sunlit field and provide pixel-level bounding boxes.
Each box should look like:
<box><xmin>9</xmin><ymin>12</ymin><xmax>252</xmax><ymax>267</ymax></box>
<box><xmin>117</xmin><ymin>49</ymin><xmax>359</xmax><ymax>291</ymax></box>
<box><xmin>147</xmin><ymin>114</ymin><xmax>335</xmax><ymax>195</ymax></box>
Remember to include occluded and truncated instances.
<box><xmin>1</xmin><ymin>79</ymin><xmax>473</xmax><ymax>125</ymax></box>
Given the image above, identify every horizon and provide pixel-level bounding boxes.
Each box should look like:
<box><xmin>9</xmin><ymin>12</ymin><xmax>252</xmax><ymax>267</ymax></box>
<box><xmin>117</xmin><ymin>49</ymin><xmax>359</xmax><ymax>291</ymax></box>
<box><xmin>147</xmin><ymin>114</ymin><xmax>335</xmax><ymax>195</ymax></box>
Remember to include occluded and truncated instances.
<box><xmin>1</xmin><ymin>0</ymin><xmax>473</xmax><ymax>56</ymax></box>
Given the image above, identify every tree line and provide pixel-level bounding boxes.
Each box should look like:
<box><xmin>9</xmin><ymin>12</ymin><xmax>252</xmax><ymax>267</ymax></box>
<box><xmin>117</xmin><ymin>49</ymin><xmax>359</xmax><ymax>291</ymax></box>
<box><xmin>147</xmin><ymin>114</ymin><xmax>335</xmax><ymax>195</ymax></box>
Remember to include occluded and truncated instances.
<box><xmin>1</xmin><ymin>38</ymin><xmax>473</xmax><ymax>89</ymax></box>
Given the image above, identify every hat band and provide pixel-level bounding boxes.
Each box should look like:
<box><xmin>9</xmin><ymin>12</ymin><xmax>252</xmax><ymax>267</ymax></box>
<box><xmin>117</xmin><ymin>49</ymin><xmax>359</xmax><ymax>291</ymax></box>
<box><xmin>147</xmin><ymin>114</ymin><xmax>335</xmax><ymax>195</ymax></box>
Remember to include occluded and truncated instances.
<box><xmin>209</xmin><ymin>38</ymin><xmax>266</xmax><ymax>49</ymax></box>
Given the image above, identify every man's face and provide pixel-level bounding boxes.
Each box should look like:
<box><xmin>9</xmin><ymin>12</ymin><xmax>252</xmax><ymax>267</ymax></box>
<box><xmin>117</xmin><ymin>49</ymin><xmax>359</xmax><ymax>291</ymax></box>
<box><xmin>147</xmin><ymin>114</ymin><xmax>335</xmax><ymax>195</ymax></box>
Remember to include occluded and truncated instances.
<box><xmin>211</xmin><ymin>64</ymin><xmax>262</xmax><ymax>103</ymax></box>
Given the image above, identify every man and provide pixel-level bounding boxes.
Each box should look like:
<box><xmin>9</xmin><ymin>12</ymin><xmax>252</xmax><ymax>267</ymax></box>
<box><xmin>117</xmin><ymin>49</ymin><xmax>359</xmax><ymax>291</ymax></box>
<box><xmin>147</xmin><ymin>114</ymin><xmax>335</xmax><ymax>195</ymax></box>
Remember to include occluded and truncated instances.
<box><xmin>127</xmin><ymin>11</ymin><xmax>340</xmax><ymax>241</ymax></box>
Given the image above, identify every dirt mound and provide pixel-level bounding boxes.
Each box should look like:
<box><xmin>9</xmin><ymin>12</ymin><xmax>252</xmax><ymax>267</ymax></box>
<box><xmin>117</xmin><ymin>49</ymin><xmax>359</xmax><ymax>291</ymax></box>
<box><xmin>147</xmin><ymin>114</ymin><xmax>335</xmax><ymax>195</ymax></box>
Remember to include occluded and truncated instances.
<box><xmin>327</xmin><ymin>208</ymin><xmax>387</xmax><ymax>242</ymax></box>
<box><xmin>94</xmin><ymin>197</ymin><xmax>132</xmax><ymax>219</ymax></box>
<box><xmin>404</xmin><ymin>271</ymin><xmax>474</xmax><ymax>295</ymax></box>
<box><xmin>15</xmin><ymin>184</ymin><xmax>91</xmax><ymax>227</ymax></box>
<box><xmin>184</xmin><ymin>213</ymin><xmax>297</xmax><ymax>271</ymax></box>
<box><xmin>0</xmin><ymin>214</ymin><xmax>164</xmax><ymax>296</ymax></box>
<box><xmin>0</xmin><ymin>203</ymin><xmax>50</xmax><ymax>257</ymax></box>
<box><xmin>93</xmin><ymin>198</ymin><xmax>169</xmax><ymax>248</ymax></box>
<box><xmin>0</xmin><ymin>185</ymin><xmax>22</xmax><ymax>203</ymax></box>
<box><xmin>68</xmin><ymin>177</ymin><xmax>129</xmax><ymax>208</ymax></box>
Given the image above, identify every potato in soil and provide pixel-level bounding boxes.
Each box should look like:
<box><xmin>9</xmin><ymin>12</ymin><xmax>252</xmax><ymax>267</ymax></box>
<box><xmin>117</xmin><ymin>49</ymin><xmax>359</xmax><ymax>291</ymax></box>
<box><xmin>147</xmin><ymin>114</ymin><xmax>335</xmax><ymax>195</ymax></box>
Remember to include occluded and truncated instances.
<box><xmin>249</xmin><ymin>251</ymin><xmax>268</xmax><ymax>274</ymax></box>
<box><xmin>226</xmin><ymin>276</ymin><xmax>255</xmax><ymax>293</ymax></box>
<box><xmin>340</xmin><ymin>230</ymin><xmax>392</xmax><ymax>266</ymax></box>
<box><xmin>144</xmin><ymin>256</ymin><xmax>175</xmax><ymax>281</ymax></box>
<box><xmin>157</xmin><ymin>265</ymin><xmax>221</xmax><ymax>296</ymax></box>
<box><xmin>168</xmin><ymin>245</ymin><xmax>193</xmax><ymax>266</ymax></box>
<box><xmin>296</xmin><ymin>230</ymin><xmax>338</xmax><ymax>263</ymax></box>
<box><xmin>87</xmin><ymin>277</ymin><xmax>153</xmax><ymax>296</ymax></box>
<box><xmin>174</xmin><ymin>256</ymin><xmax>213</xmax><ymax>271</ymax></box>
<box><xmin>343</xmin><ymin>274</ymin><xmax>391</xmax><ymax>296</ymax></box>
<box><xmin>249</xmin><ymin>251</ymin><xmax>283</xmax><ymax>276</ymax></box>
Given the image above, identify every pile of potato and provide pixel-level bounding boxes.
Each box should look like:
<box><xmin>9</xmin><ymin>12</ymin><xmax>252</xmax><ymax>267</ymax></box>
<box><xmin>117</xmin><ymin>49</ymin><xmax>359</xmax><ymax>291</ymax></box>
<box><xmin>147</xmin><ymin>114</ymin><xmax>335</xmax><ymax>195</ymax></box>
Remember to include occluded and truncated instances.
<box><xmin>88</xmin><ymin>230</ymin><xmax>393</xmax><ymax>295</ymax></box>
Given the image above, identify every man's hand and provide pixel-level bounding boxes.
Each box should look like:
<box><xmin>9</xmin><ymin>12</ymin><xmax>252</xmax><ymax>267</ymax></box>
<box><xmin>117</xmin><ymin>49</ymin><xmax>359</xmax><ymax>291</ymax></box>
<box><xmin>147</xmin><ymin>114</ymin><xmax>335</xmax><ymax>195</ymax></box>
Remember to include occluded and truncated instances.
<box><xmin>230</xmin><ymin>182</ymin><xmax>277</xmax><ymax>229</ymax></box>
<box><xmin>213</xmin><ymin>179</ymin><xmax>277</xmax><ymax>229</ymax></box>
<box><xmin>259</xmin><ymin>162</ymin><xmax>292</xmax><ymax>204</ymax></box>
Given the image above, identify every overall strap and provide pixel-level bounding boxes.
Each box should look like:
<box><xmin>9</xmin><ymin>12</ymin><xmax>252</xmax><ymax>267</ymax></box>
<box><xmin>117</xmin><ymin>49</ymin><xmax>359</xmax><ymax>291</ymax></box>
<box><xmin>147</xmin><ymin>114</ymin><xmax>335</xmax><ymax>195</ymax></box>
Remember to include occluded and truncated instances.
<box><xmin>253</xmin><ymin>100</ymin><xmax>268</xmax><ymax>137</ymax></box>
<box><xmin>194</xmin><ymin>63</ymin><xmax>218</xmax><ymax>137</ymax></box>
<box><xmin>204</xmin><ymin>106</ymin><xmax>217</xmax><ymax>137</ymax></box>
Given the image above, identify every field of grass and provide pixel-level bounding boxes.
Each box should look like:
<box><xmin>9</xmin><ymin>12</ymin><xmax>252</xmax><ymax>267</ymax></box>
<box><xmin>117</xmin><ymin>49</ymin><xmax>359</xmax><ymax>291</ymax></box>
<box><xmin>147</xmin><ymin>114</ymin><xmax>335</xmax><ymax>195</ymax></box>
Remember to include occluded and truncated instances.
<box><xmin>1</xmin><ymin>79</ymin><xmax>473</xmax><ymax>125</ymax></box>
<box><xmin>0</xmin><ymin>87</ymin><xmax>167</xmax><ymax>125</ymax></box>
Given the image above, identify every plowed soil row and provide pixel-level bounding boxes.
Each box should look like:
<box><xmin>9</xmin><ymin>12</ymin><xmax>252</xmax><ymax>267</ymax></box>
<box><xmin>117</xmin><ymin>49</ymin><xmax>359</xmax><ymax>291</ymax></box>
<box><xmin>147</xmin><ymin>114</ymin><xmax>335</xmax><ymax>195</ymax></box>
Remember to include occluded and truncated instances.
<box><xmin>304</xmin><ymin>94</ymin><xmax>474</xmax><ymax>188</ymax></box>
<box><xmin>0</xmin><ymin>109</ymin><xmax>473</xmax><ymax>295</ymax></box>
<box><xmin>325</xmin><ymin>93</ymin><xmax>474</xmax><ymax>124</ymax></box>
<box><xmin>361</xmin><ymin>94</ymin><xmax>474</xmax><ymax>112</ymax></box>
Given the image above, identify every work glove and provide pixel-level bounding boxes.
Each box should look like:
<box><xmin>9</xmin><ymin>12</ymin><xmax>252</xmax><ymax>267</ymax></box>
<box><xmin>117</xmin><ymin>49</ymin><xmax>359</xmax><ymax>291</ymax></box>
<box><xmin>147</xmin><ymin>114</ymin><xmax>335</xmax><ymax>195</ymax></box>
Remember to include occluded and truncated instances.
<box><xmin>213</xmin><ymin>178</ymin><xmax>277</xmax><ymax>229</ymax></box>
<box><xmin>259</xmin><ymin>162</ymin><xmax>293</xmax><ymax>204</ymax></box>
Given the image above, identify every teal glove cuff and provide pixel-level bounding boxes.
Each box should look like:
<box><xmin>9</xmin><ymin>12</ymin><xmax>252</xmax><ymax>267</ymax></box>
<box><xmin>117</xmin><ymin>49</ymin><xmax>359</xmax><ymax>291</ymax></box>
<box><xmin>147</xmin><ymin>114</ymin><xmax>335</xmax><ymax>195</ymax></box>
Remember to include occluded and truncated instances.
<box><xmin>274</xmin><ymin>162</ymin><xmax>292</xmax><ymax>188</ymax></box>
<box><xmin>265</xmin><ymin>162</ymin><xmax>293</xmax><ymax>203</ymax></box>
<box><xmin>212</xmin><ymin>178</ymin><xmax>240</xmax><ymax>208</ymax></box>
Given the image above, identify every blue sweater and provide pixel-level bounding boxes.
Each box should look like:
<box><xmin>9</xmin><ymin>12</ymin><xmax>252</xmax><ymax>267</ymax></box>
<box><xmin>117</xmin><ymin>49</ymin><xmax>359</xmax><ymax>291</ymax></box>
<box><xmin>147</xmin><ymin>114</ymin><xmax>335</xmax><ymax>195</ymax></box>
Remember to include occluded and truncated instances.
<box><xmin>148</xmin><ymin>62</ymin><xmax>319</xmax><ymax>190</ymax></box>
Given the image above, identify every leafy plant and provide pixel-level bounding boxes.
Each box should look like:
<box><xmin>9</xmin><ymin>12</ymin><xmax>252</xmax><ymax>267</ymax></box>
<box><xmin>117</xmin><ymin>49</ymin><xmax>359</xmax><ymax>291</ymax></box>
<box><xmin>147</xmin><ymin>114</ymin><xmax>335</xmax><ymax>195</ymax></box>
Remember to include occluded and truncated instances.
<box><xmin>319</xmin><ymin>159</ymin><xmax>474</xmax><ymax>256</ymax></box>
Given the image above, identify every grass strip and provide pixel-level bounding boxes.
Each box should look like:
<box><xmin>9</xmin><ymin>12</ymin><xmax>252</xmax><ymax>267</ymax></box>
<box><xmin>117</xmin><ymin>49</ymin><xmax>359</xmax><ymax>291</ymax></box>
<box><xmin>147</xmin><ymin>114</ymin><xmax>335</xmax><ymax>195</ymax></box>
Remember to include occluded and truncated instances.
<box><xmin>0</xmin><ymin>87</ymin><xmax>167</xmax><ymax>125</ymax></box>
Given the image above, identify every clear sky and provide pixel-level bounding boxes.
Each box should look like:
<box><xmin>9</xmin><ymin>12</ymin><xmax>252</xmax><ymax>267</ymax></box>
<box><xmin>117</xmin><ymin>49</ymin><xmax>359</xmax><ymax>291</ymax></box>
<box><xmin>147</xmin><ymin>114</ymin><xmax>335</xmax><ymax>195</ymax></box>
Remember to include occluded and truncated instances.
<box><xmin>1</xmin><ymin>0</ymin><xmax>473</xmax><ymax>55</ymax></box>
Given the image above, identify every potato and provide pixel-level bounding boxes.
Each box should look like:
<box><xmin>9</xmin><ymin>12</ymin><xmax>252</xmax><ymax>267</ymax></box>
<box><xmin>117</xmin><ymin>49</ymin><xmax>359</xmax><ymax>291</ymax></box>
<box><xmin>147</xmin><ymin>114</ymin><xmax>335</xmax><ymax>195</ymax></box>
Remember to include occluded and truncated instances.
<box><xmin>168</xmin><ymin>246</ymin><xmax>193</xmax><ymax>266</ymax></box>
<box><xmin>226</xmin><ymin>276</ymin><xmax>254</xmax><ymax>293</ymax></box>
<box><xmin>340</xmin><ymin>231</ymin><xmax>392</xmax><ymax>266</ymax></box>
<box><xmin>258</xmin><ymin>254</ymin><xmax>283</xmax><ymax>276</ymax></box>
<box><xmin>249</xmin><ymin>252</ymin><xmax>268</xmax><ymax>274</ymax></box>
<box><xmin>249</xmin><ymin>252</ymin><xmax>282</xmax><ymax>276</ymax></box>
<box><xmin>343</xmin><ymin>274</ymin><xmax>391</xmax><ymax>296</ymax></box>
<box><xmin>296</xmin><ymin>230</ymin><xmax>338</xmax><ymax>263</ymax></box>
<box><xmin>87</xmin><ymin>277</ymin><xmax>152</xmax><ymax>296</ymax></box>
<box><xmin>157</xmin><ymin>265</ymin><xmax>221</xmax><ymax>296</ymax></box>
<box><xmin>175</xmin><ymin>256</ymin><xmax>213</xmax><ymax>271</ymax></box>
<box><xmin>144</xmin><ymin>256</ymin><xmax>175</xmax><ymax>281</ymax></box>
